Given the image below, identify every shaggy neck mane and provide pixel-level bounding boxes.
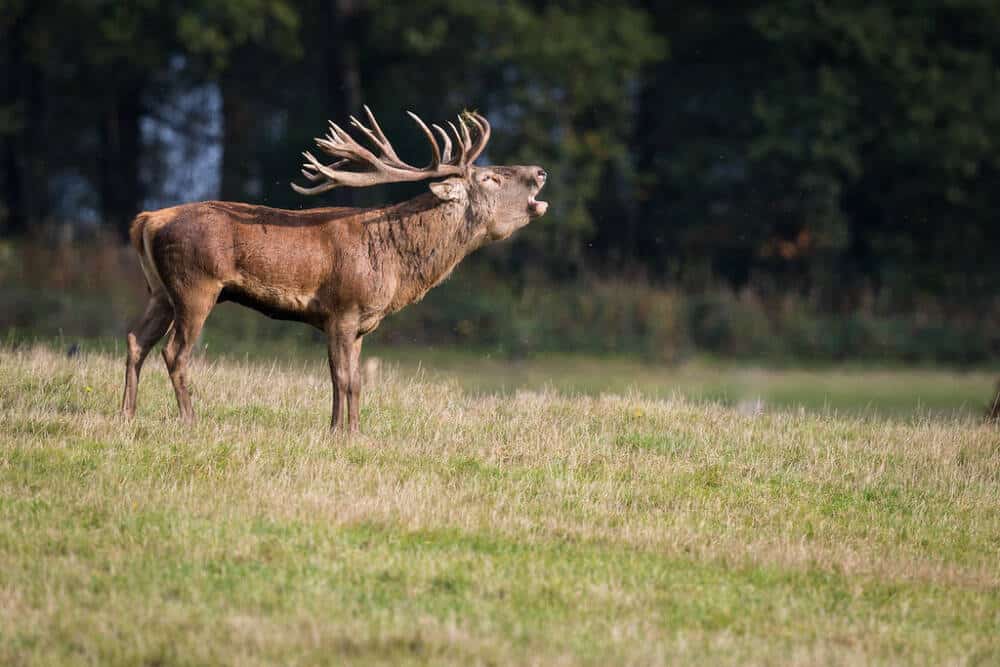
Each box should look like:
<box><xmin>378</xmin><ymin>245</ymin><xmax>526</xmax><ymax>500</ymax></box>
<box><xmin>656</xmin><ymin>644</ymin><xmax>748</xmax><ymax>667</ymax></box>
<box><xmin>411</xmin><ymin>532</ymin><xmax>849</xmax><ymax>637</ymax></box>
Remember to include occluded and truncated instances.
<box><xmin>362</xmin><ymin>192</ymin><xmax>485</xmax><ymax>308</ymax></box>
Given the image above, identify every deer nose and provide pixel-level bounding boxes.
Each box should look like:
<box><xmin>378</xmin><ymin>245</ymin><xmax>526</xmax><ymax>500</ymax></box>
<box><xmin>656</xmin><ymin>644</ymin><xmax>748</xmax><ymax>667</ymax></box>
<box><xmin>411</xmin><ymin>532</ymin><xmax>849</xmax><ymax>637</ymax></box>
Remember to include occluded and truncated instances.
<box><xmin>536</xmin><ymin>168</ymin><xmax>547</xmax><ymax>183</ymax></box>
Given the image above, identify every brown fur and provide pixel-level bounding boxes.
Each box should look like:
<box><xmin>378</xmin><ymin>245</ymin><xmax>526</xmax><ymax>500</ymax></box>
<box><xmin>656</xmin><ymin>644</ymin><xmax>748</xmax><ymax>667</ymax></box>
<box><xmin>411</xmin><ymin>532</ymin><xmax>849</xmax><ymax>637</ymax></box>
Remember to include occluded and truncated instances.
<box><xmin>121</xmin><ymin>165</ymin><xmax>547</xmax><ymax>432</ymax></box>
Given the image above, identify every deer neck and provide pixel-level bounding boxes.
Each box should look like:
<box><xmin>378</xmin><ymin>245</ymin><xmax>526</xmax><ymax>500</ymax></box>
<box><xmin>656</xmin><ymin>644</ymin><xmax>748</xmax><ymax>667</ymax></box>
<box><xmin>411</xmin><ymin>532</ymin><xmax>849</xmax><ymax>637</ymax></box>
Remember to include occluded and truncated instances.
<box><xmin>369</xmin><ymin>193</ymin><xmax>487</xmax><ymax>308</ymax></box>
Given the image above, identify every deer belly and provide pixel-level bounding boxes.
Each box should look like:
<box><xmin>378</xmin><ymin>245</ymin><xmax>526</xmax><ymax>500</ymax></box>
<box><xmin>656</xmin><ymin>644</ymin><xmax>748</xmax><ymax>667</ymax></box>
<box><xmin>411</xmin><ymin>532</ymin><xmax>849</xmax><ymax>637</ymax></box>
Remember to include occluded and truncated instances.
<box><xmin>218</xmin><ymin>283</ymin><xmax>322</xmax><ymax>326</ymax></box>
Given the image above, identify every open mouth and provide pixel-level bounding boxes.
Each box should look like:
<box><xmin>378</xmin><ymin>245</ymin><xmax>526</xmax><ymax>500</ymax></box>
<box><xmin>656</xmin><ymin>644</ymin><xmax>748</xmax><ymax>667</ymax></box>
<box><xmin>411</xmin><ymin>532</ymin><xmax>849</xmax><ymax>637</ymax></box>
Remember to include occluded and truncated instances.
<box><xmin>528</xmin><ymin>184</ymin><xmax>548</xmax><ymax>218</ymax></box>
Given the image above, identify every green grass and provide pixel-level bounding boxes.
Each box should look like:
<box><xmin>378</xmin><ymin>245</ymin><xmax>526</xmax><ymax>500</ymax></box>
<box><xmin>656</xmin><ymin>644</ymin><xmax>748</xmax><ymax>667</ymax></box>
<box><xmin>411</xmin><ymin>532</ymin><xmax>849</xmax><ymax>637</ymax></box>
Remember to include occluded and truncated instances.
<box><xmin>1</xmin><ymin>345</ymin><xmax>998</xmax><ymax>665</ymax></box>
<box><xmin>15</xmin><ymin>329</ymin><xmax>994</xmax><ymax>419</ymax></box>
<box><xmin>365</xmin><ymin>346</ymin><xmax>995</xmax><ymax>418</ymax></box>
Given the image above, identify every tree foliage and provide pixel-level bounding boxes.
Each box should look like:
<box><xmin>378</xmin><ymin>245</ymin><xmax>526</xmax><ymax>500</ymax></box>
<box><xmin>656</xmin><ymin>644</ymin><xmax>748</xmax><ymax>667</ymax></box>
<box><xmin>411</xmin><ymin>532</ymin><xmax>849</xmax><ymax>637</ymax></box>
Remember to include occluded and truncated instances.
<box><xmin>1</xmin><ymin>0</ymin><xmax>998</xmax><ymax>302</ymax></box>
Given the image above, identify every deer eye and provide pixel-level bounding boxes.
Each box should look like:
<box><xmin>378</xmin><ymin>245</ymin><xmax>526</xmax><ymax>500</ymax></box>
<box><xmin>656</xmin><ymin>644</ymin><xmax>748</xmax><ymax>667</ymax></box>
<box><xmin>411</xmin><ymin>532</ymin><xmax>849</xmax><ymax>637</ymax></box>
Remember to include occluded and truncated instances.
<box><xmin>479</xmin><ymin>172</ymin><xmax>501</xmax><ymax>185</ymax></box>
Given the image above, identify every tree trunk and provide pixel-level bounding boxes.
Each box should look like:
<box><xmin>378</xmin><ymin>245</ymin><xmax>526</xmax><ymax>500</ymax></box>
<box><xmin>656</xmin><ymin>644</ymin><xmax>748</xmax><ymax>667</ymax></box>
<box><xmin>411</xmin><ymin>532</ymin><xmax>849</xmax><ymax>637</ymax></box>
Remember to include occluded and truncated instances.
<box><xmin>326</xmin><ymin>0</ymin><xmax>362</xmax><ymax>123</ymax></box>
<box><xmin>1</xmin><ymin>102</ymin><xmax>27</xmax><ymax>236</ymax></box>
<box><xmin>323</xmin><ymin>0</ymin><xmax>363</xmax><ymax>207</ymax></box>
<box><xmin>1</xmin><ymin>140</ymin><xmax>25</xmax><ymax>235</ymax></box>
<box><xmin>1</xmin><ymin>7</ymin><xmax>33</xmax><ymax>236</ymax></box>
<box><xmin>99</xmin><ymin>81</ymin><xmax>144</xmax><ymax>240</ymax></box>
<box><xmin>220</xmin><ymin>73</ymin><xmax>254</xmax><ymax>201</ymax></box>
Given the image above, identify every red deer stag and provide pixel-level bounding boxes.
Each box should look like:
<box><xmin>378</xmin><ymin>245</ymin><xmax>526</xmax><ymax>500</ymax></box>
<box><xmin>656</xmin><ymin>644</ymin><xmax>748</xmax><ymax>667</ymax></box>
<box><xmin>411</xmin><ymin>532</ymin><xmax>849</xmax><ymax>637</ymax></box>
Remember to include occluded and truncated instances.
<box><xmin>121</xmin><ymin>108</ymin><xmax>547</xmax><ymax>432</ymax></box>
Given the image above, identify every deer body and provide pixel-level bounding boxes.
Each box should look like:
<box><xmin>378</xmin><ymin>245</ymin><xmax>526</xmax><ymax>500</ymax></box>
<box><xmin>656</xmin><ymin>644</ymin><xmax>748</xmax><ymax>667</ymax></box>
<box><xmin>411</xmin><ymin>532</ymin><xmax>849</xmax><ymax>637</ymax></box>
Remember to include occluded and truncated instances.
<box><xmin>121</xmin><ymin>109</ymin><xmax>547</xmax><ymax>431</ymax></box>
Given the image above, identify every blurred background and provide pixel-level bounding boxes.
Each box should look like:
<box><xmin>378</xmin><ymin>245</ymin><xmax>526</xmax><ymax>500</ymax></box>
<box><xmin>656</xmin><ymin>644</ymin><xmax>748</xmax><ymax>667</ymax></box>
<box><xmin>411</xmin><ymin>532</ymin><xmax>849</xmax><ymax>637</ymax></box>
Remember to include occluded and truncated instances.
<box><xmin>2</xmin><ymin>1</ymin><xmax>999</xmax><ymax>416</ymax></box>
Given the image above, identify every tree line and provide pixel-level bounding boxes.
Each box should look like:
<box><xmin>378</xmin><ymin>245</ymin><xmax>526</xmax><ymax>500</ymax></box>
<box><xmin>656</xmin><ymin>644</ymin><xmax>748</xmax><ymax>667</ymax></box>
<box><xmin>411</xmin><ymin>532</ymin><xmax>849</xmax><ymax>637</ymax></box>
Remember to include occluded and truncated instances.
<box><xmin>3</xmin><ymin>1</ymin><xmax>999</xmax><ymax>307</ymax></box>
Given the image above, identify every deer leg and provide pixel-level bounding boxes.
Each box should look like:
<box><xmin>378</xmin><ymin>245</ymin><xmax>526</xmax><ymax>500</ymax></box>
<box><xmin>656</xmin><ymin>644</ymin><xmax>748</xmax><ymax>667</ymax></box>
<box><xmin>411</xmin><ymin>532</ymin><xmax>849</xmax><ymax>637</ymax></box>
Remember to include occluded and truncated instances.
<box><xmin>161</xmin><ymin>290</ymin><xmax>217</xmax><ymax>423</ymax></box>
<box><xmin>122</xmin><ymin>295</ymin><xmax>174</xmax><ymax>419</ymax></box>
<box><xmin>347</xmin><ymin>336</ymin><xmax>364</xmax><ymax>432</ymax></box>
<box><xmin>326</xmin><ymin>318</ymin><xmax>360</xmax><ymax>432</ymax></box>
<box><xmin>326</xmin><ymin>335</ymin><xmax>346</xmax><ymax>432</ymax></box>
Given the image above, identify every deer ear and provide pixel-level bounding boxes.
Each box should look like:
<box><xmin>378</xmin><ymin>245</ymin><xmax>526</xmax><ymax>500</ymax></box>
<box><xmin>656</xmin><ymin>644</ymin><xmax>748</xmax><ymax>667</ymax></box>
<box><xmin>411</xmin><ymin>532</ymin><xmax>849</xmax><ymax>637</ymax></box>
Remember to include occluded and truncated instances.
<box><xmin>429</xmin><ymin>178</ymin><xmax>467</xmax><ymax>201</ymax></box>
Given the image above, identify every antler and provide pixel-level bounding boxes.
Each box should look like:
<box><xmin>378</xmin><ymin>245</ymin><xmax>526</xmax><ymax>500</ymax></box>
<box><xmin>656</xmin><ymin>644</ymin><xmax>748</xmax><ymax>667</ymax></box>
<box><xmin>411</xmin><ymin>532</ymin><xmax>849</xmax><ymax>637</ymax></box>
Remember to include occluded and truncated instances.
<box><xmin>291</xmin><ymin>106</ymin><xmax>492</xmax><ymax>195</ymax></box>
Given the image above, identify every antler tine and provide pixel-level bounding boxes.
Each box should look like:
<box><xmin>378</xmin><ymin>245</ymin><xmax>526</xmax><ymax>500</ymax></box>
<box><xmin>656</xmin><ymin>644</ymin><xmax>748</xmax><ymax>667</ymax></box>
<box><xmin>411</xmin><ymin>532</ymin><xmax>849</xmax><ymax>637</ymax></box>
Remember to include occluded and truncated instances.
<box><xmin>349</xmin><ymin>115</ymin><xmax>382</xmax><ymax>148</ymax></box>
<box><xmin>301</xmin><ymin>151</ymin><xmax>327</xmax><ymax>181</ymax></box>
<box><xmin>291</xmin><ymin>180</ymin><xmax>341</xmax><ymax>195</ymax></box>
<box><xmin>464</xmin><ymin>112</ymin><xmax>491</xmax><ymax>164</ymax></box>
<box><xmin>305</xmin><ymin>148</ymin><xmax>357</xmax><ymax>180</ymax></box>
<box><xmin>324</xmin><ymin>121</ymin><xmax>368</xmax><ymax>159</ymax></box>
<box><xmin>301</xmin><ymin>156</ymin><xmax>350</xmax><ymax>182</ymax></box>
<box><xmin>447</xmin><ymin>121</ymin><xmax>468</xmax><ymax>155</ymax></box>
<box><xmin>296</xmin><ymin>154</ymin><xmax>343</xmax><ymax>191</ymax></box>
<box><xmin>432</xmin><ymin>124</ymin><xmax>453</xmax><ymax>164</ymax></box>
<box><xmin>314</xmin><ymin>138</ymin><xmax>346</xmax><ymax>159</ymax></box>
<box><xmin>302</xmin><ymin>151</ymin><xmax>349</xmax><ymax>167</ymax></box>
<box><xmin>363</xmin><ymin>105</ymin><xmax>401</xmax><ymax>162</ymax></box>
<box><xmin>329</xmin><ymin>122</ymin><xmax>357</xmax><ymax>148</ymax></box>
<box><xmin>458</xmin><ymin>114</ymin><xmax>473</xmax><ymax>157</ymax></box>
<box><xmin>326</xmin><ymin>121</ymin><xmax>344</xmax><ymax>143</ymax></box>
<box><xmin>406</xmin><ymin>111</ymin><xmax>442</xmax><ymax>168</ymax></box>
<box><xmin>302</xmin><ymin>150</ymin><xmax>334</xmax><ymax>175</ymax></box>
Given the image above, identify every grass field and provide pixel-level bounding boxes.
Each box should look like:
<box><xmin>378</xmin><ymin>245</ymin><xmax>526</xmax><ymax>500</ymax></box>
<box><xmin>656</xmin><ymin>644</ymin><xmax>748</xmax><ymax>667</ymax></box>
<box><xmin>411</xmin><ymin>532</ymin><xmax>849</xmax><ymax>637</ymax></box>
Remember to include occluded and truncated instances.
<box><xmin>1</xmin><ymin>345</ymin><xmax>998</xmax><ymax>665</ymax></box>
<box><xmin>365</xmin><ymin>347</ymin><xmax>997</xmax><ymax>420</ymax></box>
<box><xmin>20</xmin><ymin>331</ymin><xmax>997</xmax><ymax>419</ymax></box>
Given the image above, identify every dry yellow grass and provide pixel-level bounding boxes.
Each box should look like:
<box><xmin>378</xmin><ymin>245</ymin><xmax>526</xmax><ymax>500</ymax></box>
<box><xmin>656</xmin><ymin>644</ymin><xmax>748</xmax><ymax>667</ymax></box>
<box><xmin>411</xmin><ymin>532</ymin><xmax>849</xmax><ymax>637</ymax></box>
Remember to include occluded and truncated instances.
<box><xmin>1</xmin><ymin>345</ymin><xmax>998</xmax><ymax>665</ymax></box>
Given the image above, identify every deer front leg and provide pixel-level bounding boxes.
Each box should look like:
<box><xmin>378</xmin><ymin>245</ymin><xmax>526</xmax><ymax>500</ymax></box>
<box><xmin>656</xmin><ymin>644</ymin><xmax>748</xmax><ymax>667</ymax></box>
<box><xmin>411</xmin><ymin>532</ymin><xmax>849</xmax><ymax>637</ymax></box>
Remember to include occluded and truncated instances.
<box><xmin>326</xmin><ymin>337</ymin><xmax>346</xmax><ymax>432</ymax></box>
<box><xmin>326</xmin><ymin>317</ymin><xmax>360</xmax><ymax>433</ymax></box>
<box><xmin>347</xmin><ymin>336</ymin><xmax>364</xmax><ymax>432</ymax></box>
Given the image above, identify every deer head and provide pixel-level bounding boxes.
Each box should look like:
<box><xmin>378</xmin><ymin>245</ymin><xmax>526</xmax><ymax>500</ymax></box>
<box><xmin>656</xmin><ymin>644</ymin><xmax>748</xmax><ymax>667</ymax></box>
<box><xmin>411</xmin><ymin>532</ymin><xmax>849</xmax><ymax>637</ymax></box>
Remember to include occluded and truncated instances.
<box><xmin>291</xmin><ymin>107</ymin><xmax>548</xmax><ymax>240</ymax></box>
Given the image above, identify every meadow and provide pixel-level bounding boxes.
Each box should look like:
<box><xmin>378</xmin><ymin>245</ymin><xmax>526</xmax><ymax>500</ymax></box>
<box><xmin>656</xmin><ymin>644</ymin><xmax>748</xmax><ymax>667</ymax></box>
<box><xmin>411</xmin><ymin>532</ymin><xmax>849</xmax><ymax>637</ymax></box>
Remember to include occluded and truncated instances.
<box><xmin>1</xmin><ymin>343</ymin><xmax>998</xmax><ymax>665</ymax></box>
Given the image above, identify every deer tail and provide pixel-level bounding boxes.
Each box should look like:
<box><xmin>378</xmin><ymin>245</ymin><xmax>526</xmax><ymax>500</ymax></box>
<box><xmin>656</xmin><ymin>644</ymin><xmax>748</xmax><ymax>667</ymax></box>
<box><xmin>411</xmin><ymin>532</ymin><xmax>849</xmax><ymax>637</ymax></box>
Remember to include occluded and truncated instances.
<box><xmin>129</xmin><ymin>212</ymin><xmax>170</xmax><ymax>301</ymax></box>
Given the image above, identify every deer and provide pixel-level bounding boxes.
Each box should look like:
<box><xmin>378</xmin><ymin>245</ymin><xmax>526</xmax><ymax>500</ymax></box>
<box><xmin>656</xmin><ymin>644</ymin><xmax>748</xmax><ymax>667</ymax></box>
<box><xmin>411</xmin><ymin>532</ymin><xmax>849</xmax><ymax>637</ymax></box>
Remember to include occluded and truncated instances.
<box><xmin>120</xmin><ymin>107</ymin><xmax>547</xmax><ymax>432</ymax></box>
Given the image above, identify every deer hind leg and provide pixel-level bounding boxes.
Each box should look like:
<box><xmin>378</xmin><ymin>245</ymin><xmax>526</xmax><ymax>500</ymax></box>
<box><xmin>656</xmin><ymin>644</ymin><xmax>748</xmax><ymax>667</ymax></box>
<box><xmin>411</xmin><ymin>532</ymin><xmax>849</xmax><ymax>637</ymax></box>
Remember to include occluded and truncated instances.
<box><xmin>161</xmin><ymin>287</ymin><xmax>218</xmax><ymax>423</ymax></box>
<box><xmin>122</xmin><ymin>295</ymin><xmax>174</xmax><ymax>419</ymax></box>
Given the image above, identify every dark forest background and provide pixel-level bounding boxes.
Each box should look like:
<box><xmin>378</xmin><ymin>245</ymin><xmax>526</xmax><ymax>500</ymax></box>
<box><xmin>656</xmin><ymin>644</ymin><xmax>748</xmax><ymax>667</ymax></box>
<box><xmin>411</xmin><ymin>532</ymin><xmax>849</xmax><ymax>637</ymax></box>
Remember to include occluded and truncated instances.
<box><xmin>2</xmin><ymin>1</ymin><xmax>999</xmax><ymax>367</ymax></box>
